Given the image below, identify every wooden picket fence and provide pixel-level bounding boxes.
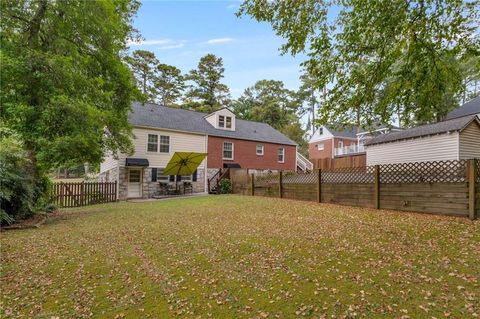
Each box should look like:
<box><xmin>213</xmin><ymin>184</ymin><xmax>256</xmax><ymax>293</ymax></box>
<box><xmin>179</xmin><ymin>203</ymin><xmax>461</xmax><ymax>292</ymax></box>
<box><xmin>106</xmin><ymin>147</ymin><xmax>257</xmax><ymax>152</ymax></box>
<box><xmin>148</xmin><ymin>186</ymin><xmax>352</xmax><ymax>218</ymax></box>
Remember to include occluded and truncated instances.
<box><xmin>51</xmin><ymin>181</ymin><xmax>117</xmax><ymax>208</ymax></box>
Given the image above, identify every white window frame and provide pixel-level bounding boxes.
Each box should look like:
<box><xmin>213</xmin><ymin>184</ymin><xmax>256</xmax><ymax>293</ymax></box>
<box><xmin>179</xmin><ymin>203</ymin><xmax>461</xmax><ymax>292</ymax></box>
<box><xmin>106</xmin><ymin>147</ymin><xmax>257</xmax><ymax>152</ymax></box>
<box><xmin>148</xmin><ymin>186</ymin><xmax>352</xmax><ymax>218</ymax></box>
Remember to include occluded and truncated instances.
<box><xmin>223</xmin><ymin>141</ymin><xmax>234</xmax><ymax>160</ymax></box>
<box><xmin>159</xmin><ymin>135</ymin><xmax>170</xmax><ymax>153</ymax></box>
<box><xmin>256</xmin><ymin>144</ymin><xmax>264</xmax><ymax>156</ymax></box>
<box><xmin>277</xmin><ymin>147</ymin><xmax>285</xmax><ymax>163</ymax></box>
<box><xmin>319</xmin><ymin>127</ymin><xmax>323</xmax><ymax>135</ymax></box>
<box><xmin>317</xmin><ymin>143</ymin><xmax>325</xmax><ymax>151</ymax></box>
<box><xmin>218</xmin><ymin>115</ymin><xmax>225</xmax><ymax>128</ymax></box>
<box><xmin>338</xmin><ymin>140</ymin><xmax>344</xmax><ymax>149</ymax></box>
<box><xmin>157</xmin><ymin>168</ymin><xmax>169</xmax><ymax>183</ymax></box>
<box><xmin>225</xmin><ymin>116</ymin><xmax>232</xmax><ymax>129</ymax></box>
<box><xmin>180</xmin><ymin>174</ymin><xmax>192</xmax><ymax>182</ymax></box>
<box><xmin>147</xmin><ymin>134</ymin><xmax>158</xmax><ymax>152</ymax></box>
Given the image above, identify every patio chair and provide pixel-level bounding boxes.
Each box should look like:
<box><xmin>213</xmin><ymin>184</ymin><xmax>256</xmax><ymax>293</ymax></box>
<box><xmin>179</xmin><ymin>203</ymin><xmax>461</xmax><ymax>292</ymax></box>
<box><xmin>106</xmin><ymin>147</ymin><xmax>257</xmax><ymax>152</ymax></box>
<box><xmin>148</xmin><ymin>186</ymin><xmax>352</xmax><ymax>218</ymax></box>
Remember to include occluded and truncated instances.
<box><xmin>183</xmin><ymin>182</ymin><xmax>193</xmax><ymax>194</ymax></box>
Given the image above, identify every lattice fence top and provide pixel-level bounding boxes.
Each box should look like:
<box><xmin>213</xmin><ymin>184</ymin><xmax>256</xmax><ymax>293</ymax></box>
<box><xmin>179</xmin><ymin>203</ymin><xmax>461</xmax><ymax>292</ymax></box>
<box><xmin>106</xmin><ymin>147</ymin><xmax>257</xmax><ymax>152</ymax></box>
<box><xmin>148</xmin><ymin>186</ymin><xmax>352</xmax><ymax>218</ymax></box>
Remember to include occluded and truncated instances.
<box><xmin>283</xmin><ymin>172</ymin><xmax>317</xmax><ymax>184</ymax></box>
<box><xmin>476</xmin><ymin>159</ymin><xmax>480</xmax><ymax>183</ymax></box>
<box><xmin>254</xmin><ymin>172</ymin><xmax>279</xmax><ymax>186</ymax></box>
<box><xmin>380</xmin><ymin>160</ymin><xmax>467</xmax><ymax>184</ymax></box>
<box><xmin>322</xmin><ymin>166</ymin><xmax>374</xmax><ymax>184</ymax></box>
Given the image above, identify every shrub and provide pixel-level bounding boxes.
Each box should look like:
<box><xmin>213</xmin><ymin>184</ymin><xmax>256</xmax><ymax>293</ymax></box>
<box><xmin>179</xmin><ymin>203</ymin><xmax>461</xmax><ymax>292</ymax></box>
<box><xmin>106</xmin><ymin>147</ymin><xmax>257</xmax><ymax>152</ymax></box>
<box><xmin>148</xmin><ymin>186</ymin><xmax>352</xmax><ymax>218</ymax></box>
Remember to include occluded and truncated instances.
<box><xmin>0</xmin><ymin>134</ymin><xmax>51</xmax><ymax>225</ymax></box>
<box><xmin>218</xmin><ymin>178</ymin><xmax>232</xmax><ymax>194</ymax></box>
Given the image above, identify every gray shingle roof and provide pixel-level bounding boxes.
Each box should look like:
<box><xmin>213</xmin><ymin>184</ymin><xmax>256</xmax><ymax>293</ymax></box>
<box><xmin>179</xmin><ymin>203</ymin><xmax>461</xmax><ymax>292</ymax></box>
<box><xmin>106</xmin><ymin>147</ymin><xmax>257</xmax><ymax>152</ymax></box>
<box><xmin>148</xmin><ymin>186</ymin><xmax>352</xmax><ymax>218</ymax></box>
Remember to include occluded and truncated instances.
<box><xmin>445</xmin><ymin>96</ymin><xmax>480</xmax><ymax>120</ymax></box>
<box><xmin>365</xmin><ymin>115</ymin><xmax>479</xmax><ymax>146</ymax></box>
<box><xmin>129</xmin><ymin>102</ymin><xmax>297</xmax><ymax>145</ymax></box>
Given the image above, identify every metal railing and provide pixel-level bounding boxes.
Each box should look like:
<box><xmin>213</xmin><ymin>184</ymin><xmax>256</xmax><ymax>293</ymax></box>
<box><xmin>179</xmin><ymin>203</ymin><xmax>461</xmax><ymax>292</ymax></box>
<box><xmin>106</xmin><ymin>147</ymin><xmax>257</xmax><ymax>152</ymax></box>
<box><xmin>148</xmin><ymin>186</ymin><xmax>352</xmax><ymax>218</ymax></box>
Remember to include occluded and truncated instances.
<box><xmin>334</xmin><ymin>144</ymin><xmax>365</xmax><ymax>156</ymax></box>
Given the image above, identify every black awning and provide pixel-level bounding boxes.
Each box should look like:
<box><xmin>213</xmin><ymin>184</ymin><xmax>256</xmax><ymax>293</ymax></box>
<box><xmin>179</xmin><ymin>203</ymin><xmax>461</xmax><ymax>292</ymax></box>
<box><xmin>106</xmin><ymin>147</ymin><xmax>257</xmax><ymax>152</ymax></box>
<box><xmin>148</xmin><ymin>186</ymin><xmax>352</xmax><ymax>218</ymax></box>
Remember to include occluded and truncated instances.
<box><xmin>126</xmin><ymin>158</ymin><xmax>149</xmax><ymax>167</ymax></box>
<box><xmin>223</xmin><ymin>163</ymin><xmax>241</xmax><ymax>168</ymax></box>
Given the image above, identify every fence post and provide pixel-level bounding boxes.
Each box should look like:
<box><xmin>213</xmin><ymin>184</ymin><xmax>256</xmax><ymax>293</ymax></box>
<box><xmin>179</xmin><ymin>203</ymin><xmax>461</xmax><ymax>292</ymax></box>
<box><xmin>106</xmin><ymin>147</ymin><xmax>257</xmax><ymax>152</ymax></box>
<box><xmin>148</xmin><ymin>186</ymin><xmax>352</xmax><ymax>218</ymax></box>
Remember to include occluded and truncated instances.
<box><xmin>317</xmin><ymin>169</ymin><xmax>322</xmax><ymax>203</ymax></box>
<box><xmin>60</xmin><ymin>182</ymin><xmax>64</xmax><ymax>208</ymax></box>
<box><xmin>279</xmin><ymin>171</ymin><xmax>283</xmax><ymax>198</ymax></box>
<box><xmin>468</xmin><ymin>159</ymin><xmax>476</xmax><ymax>220</ymax></box>
<box><xmin>374</xmin><ymin>165</ymin><xmax>380</xmax><ymax>209</ymax></box>
<box><xmin>251</xmin><ymin>173</ymin><xmax>255</xmax><ymax>196</ymax></box>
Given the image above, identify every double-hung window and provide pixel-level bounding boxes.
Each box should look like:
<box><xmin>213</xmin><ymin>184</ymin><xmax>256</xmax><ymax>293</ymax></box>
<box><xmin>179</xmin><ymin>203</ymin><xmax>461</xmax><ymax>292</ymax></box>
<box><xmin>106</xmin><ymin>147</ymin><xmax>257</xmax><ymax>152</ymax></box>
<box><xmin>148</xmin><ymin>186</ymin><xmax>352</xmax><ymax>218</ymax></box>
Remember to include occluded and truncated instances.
<box><xmin>147</xmin><ymin>134</ymin><xmax>158</xmax><ymax>152</ymax></box>
<box><xmin>159</xmin><ymin>135</ymin><xmax>170</xmax><ymax>153</ymax></box>
<box><xmin>223</xmin><ymin>142</ymin><xmax>233</xmax><ymax>160</ymax></box>
<box><xmin>226</xmin><ymin>116</ymin><xmax>232</xmax><ymax>129</ymax></box>
<box><xmin>218</xmin><ymin>115</ymin><xmax>225</xmax><ymax>128</ymax></box>
<box><xmin>317</xmin><ymin>143</ymin><xmax>325</xmax><ymax>151</ymax></box>
<box><xmin>256</xmin><ymin>144</ymin><xmax>264</xmax><ymax>156</ymax></box>
<box><xmin>277</xmin><ymin>147</ymin><xmax>285</xmax><ymax>163</ymax></box>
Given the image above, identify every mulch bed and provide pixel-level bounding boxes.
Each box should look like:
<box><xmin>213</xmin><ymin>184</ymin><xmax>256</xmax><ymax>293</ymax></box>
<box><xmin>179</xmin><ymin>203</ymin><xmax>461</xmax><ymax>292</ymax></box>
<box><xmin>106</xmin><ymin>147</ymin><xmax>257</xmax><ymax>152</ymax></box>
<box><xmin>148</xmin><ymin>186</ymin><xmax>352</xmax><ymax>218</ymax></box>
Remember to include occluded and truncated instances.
<box><xmin>1</xmin><ymin>213</ymin><xmax>48</xmax><ymax>231</ymax></box>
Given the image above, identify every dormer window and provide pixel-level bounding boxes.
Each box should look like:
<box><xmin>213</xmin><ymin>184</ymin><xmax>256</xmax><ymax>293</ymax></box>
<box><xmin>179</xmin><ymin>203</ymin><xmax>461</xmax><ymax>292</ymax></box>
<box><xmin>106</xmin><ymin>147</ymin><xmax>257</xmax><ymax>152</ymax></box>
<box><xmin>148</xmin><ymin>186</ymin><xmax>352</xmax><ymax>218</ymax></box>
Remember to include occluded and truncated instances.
<box><xmin>205</xmin><ymin>108</ymin><xmax>236</xmax><ymax>131</ymax></box>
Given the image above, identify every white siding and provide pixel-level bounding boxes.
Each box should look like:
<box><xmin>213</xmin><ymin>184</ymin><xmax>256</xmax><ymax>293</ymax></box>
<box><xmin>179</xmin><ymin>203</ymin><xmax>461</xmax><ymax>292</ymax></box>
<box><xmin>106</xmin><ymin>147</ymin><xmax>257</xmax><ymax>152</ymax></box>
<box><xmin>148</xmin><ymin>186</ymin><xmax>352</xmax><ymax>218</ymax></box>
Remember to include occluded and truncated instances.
<box><xmin>309</xmin><ymin>126</ymin><xmax>334</xmax><ymax>143</ymax></box>
<box><xmin>459</xmin><ymin>121</ymin><xmax>480</xmax><ymax>159</ymax></box>
<box><xmin>366</xmin><ymin>132</ymin><xmax>460</xmax><ymax>165</ymax></box>
<box><xmin>100</xmin><ymin>152</ymin><xmax>118</xmax><ymax>173</ymax></box>
<box><xmin>118</xmin><ymin>127</ymin><xmax>207</xmax><ymax>168</ymax></box>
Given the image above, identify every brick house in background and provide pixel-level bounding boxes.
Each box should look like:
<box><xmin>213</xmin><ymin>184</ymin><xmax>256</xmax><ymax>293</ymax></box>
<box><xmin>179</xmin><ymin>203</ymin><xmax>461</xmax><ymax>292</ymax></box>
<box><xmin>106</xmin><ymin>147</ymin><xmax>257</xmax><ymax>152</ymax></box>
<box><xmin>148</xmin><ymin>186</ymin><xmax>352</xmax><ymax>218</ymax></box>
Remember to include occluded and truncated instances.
<box><xmin>309</xmin><ymin>124</ymin><xmax>399</xmax><ymax>169</ymax></box>
<box><xmin>99</xmin><ymin>102</ymin><xmax>301</xmax><ymax>199</ymax></box>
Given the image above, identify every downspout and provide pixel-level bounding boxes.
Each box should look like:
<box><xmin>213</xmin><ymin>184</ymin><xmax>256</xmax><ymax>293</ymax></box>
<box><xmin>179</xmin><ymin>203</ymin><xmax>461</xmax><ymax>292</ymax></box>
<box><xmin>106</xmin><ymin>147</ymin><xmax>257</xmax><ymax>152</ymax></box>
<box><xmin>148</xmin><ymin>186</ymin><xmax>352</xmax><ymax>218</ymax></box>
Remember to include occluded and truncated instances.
<box><xmin>205</xmin><ymin>134</ymin><xmax>209</xmax><ymax>193</ymax></box>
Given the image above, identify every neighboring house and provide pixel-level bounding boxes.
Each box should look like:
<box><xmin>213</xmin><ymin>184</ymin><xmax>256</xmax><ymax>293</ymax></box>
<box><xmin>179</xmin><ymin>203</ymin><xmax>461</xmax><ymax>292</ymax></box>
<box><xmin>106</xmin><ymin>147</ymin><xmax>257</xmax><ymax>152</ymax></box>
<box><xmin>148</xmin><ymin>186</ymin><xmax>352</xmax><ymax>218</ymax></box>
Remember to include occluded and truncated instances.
<box><xmin>308</xmin><ymin>124</ymin><xmax>398</xmax><ymax>164</ymax></box>
<box><xmin>365</xmin><ymin>98</ymin><xmax>480</xmax><ymax>165</ymax></box>
<box><xmin>99</xmin><ymin>102</ymin><xmax>300</xmax><ymax>200</ymax></box>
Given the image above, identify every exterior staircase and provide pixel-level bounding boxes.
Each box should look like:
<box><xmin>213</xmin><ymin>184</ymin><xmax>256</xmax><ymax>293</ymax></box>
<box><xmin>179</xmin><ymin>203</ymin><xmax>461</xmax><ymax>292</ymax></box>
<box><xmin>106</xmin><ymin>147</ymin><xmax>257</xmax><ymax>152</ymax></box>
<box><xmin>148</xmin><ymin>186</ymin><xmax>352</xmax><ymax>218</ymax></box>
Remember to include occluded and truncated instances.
<box><xmin>297</xmin><ymin>152</ymin><xmax>313</xmax><ymax>173</ymax></box>
<box><xmin>208</xmin><ymin>168</ymin><xmax>230</xmax><ymax>194</ymax></box>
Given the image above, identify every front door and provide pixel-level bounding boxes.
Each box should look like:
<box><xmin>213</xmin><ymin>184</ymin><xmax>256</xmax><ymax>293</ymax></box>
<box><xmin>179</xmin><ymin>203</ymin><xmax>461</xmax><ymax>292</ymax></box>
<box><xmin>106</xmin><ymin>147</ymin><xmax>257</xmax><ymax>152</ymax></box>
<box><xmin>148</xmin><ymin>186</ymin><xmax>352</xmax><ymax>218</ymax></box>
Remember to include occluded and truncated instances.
<box><xmin>128</xmin><ymin>168</ymin><xmax>142</xmax><ymax>198</ymax></box>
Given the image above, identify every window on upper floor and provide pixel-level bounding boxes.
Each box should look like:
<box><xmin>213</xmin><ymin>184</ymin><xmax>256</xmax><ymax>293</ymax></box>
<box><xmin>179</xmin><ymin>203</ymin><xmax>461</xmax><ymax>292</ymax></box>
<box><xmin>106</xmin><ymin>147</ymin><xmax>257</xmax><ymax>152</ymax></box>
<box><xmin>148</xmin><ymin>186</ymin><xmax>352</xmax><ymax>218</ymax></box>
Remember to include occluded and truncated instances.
<box><xmin>218</xmin><ymin>115</ymin><xmax>225</xmax><ymax>128</ymax></box>
<box><xmin>319</xmin><ymin>127</ymin><xmax>323</xmax><ymax>135</ymax></box>
<box><xmin>147</xmin><ymin>134</ymin><xmax>158</xmax><ymax>152</ymax></box>
<box><xmin>256</xmin><ymin>144</ymin><xmax>264</xmax><ymax>156</ymax></box>
<box><xmin>223</xmin><ymin>142</ymin><xmax>233</xmax><ymax>160</ymax></box>
<box><xmin>277</xmin><ymin>147</ymin><xmax>285</xmax><ymax>163</ymax></box>
<box><xmin>317</xmin><ymin>143</ymin><xmax>325</xmax><ymax>151</ymax></box>
<box><xmin>159</xmin><ymin>135</ymin><xmax>170</xmax><ymax>153</ymax></box>
<box><xmin>226</xmin><ymin>116</ymin><xmax>232</xmax><ymax>129</ymax></box>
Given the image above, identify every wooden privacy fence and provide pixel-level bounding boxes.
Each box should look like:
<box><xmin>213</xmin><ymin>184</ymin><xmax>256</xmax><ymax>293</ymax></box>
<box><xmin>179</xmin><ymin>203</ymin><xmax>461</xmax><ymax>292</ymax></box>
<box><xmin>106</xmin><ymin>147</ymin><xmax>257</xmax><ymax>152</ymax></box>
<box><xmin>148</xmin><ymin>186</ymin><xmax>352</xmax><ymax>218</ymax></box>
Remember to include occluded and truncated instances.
<box><xmin>231</xmin><ymin>159</ymin><xmax>479</xmax><ymax>220</ymax></box>
<box><xmin>50</xmin><ymin>181</ymin><xmax>117</xmax><ymax>208</ymax></box>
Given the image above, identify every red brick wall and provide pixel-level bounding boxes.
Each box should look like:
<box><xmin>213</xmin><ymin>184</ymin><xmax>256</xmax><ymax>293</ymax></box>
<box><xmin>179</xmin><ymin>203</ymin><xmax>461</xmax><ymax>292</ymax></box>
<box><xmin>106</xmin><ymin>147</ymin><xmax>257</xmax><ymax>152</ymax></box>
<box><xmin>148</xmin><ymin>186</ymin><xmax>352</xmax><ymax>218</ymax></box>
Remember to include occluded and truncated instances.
<box><xmin>309</xmin><ymin>138</ymin><xmax>357</xmax><ymax>160</ymax></box>
<box><xmin>309</xmin><ymin>139</ymin><xmax>333</xmax><ymax>160</ymax></box>
<box><xmin>333</xmin><ymin>138</ymin><xmax>356</xmax><ymax>148</ymax></box>
<box><xmin>207</xmin><ymin>136</ymin><xmax>296</xmax><ymax>170</ymax></box>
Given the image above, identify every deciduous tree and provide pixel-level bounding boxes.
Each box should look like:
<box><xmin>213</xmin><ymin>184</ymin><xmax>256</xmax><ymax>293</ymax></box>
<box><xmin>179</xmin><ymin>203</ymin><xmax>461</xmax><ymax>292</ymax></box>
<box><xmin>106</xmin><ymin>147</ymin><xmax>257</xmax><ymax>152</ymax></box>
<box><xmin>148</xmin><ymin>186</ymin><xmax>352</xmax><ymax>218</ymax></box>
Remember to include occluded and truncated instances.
<box><xmin>239</xmin><ymin>0</ymin><xmax>480</xmax><ymax>127</ymax></box>
<box><xmin>1</xmin><ymin>0</ymin><xmax>139</xmax><ymax>211</ymax></box>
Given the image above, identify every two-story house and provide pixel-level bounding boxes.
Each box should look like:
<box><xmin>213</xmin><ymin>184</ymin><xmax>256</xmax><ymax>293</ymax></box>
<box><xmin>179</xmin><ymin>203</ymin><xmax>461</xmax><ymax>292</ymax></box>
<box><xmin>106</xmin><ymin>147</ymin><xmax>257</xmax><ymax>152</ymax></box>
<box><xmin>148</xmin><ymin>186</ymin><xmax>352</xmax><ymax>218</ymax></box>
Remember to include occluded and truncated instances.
<box><xmin>99</xmin><ymin>102</ymin><xmax>299</xmax><ymax>200</ymax></box>
<box><xmin>308</xmin><ymin>124</ymin><xmax>399</xmax><ymax>169</ymax></box>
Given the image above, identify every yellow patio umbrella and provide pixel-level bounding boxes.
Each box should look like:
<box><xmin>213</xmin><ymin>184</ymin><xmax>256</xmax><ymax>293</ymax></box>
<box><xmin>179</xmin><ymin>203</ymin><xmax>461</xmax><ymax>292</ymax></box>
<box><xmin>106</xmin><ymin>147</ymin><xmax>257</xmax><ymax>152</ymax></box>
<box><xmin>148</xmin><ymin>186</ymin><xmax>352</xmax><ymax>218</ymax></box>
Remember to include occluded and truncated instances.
<box><xmin>163</xmin><ymin>152</ymin><xmax>207</xmax><ymax>189</ymax></box>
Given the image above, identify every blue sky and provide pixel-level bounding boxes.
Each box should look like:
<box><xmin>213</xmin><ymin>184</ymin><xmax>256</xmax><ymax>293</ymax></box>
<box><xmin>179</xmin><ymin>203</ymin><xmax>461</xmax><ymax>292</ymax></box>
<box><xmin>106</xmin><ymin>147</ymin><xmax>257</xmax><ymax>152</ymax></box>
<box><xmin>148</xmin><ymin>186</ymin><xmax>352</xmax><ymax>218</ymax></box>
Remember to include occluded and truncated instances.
<box><xmin>129</xmin><ymin>0</ymin><xmax>306</xmax><ymax>98</ymax></box>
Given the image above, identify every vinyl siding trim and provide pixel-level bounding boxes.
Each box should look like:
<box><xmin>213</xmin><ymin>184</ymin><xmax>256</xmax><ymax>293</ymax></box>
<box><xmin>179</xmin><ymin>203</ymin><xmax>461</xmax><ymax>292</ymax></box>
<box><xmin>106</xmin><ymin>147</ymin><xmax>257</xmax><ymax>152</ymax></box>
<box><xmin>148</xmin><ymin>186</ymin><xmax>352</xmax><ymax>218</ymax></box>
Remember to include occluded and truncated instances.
<box><xmin>459</xmin><ymin>121</ymin><xmax>480</xmax><ymax>159</ymax></box>
<box><xmin>366</xmin><ymin>132</ymin><xmax>460</xmax><ymax>165</ymax></box>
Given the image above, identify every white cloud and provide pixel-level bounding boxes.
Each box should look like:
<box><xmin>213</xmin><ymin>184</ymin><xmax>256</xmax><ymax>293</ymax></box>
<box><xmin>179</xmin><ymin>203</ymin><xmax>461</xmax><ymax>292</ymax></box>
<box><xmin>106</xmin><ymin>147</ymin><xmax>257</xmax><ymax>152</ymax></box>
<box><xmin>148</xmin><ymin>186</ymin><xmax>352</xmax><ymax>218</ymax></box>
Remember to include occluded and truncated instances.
<box><xmin>127</xmin><ymin>39</ymin><xmax>186</xmax><ymax>50</ymax></box>
<box><xmin>205</xmin><ymin>37</ymin><xmax>234</xmax><ymax>44</ymax></box>
<box><xmin>158</xmin><ymin>43</ymin><xmax>185</xmax><ymax>50</ymax></box>
<box><xmin>127</xmin><ymin>39</ymin><xmax>170</xmax><ymax>46</ymax></box>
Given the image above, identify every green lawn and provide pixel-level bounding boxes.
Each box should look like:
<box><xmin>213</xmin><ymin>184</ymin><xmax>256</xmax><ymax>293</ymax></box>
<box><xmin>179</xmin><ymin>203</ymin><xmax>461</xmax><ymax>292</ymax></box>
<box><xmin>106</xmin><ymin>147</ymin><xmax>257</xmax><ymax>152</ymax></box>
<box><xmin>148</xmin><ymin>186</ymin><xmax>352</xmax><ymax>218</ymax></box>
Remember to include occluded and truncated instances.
<box><xmin>1</xmin><ymin>195</ymin><xmax>479</xmax><ymax>318</ymax></box>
